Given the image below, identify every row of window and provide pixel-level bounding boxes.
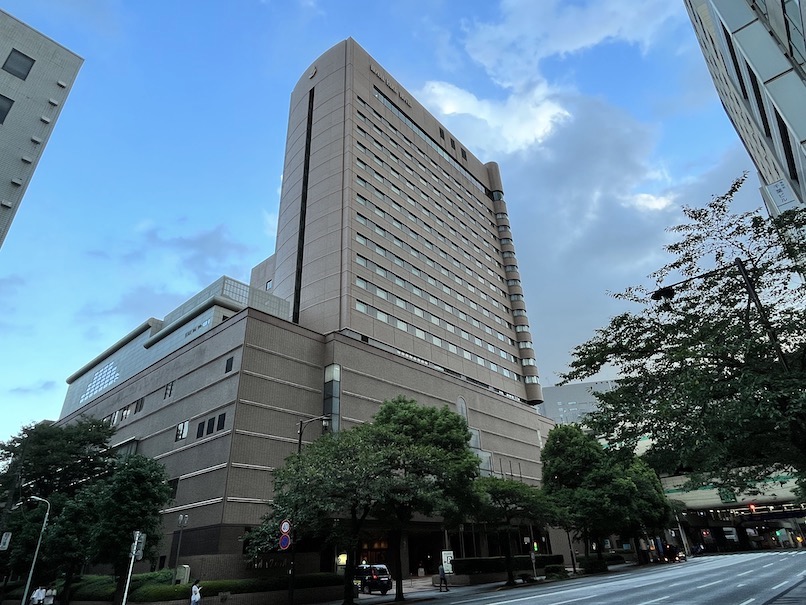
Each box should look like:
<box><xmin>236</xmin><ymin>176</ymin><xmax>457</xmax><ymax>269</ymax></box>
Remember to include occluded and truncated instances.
<box><xmin>353</xmin><ymin>197</ymin><xmax>509</xmax><ymax>305</ymax></box>
<box><xmin>175</xmin><ymin>413</ymin><xmax>227</xmax><ymax>442</ymax></box>
<box><xmin>356</xmin><ymin>299</ymin><xmax>535</xmax><ymax>381</ymax></box>
<box><xmin>0</xmin><ymin>49</ymin><xmax>35</xmax><ymax>125</ymax></box>
<box><xmin>355</xmin><ymin>247</ymin><xmax>513</xmax><ymax>329</ymax></box>
<box><xmin>101</xmin><ymin>356</ymin><xmax>235</xmax><ymax>428</ymax></box>
<box><xmin>356</xmin><ymin>93</ymin><xmax>489</xmax><ymax>216</ymax></box>
<box><xmin>353</xmin><ymin>166</ymin><xmax>503</xmax><ymax>287</ymax></box>
<box><xmin>355</xmin><ymin>274</ymin><xmax>532</xmax><ymax>361</ymax></box>
<box><xmin>354</xmin><ymin>118</ymin><xmax>495</xmax><ymax>237</ymax></box>
<box><xmin>102</xmin><ymin>397</ymin><xmax>144</xmax><ymax>426</ymax></box>
<box><xmin>368</xmin><ymin>87</ymin><xmax>487</xmax><ymax>197</ymax></box>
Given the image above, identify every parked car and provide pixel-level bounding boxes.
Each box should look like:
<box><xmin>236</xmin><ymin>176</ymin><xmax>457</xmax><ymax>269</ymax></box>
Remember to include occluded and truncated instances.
<box><xmin>354</xmin><ymin>564</ymin><xmax>393</xmax><ymax>594</ymax></box>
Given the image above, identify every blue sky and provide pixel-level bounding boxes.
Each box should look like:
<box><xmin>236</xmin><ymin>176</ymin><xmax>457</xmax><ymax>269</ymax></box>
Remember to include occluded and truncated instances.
<box><xmin>0</xmin><ymin>0</ymin><xmax>761</xmax><ymax>443</ymax></box>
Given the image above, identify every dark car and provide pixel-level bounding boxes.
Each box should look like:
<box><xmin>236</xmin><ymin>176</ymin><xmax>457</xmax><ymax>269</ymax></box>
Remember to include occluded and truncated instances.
<box><xmin>355</xmin><ymin>564</ymin><xmax>392</xmax><ymax>594</ymax></box>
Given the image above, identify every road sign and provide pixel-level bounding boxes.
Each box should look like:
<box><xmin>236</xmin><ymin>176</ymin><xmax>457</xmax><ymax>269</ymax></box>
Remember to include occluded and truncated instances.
<box><xmin>280</xmin><ymin>519</ymin><xmax>291</xmax><ymax>534</ymax></box>
<box><xmin>279</xmin><ymin>533</ymin><xmax>291</xmax><ymax>550</ymax></box>
<box><xmin>0</xmin><ymin>532</ymin><xmax>10</xmax><ymax>551</ymax></box>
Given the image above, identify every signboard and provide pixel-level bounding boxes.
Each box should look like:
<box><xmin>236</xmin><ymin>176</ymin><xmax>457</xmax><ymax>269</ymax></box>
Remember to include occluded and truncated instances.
<box><xmin>441</xmin><ymin>550</ymin><xmax>454</xmax><ymax>574</ymax></box>
<box><xmin>0</xmin><ymin>532</ymin><xmax>10</xmax><ymax>551</ymax></box>
<box><xmin>279</xmin><ymin>519</ymin><xmax>292</xmax><ymax>550</ymax></box>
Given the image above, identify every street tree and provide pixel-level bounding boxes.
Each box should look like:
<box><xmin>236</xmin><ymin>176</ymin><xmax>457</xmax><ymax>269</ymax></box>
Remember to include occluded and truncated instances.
<box><xmin>0</xmin><ymin>419</ymin><xmax>116</xmax><ymax>503</ymax></box>
<box><xmin>562</xmin><ymin>175</ymin><xmax>806</xmax><ymax>495</ymax></box>
<box><xmin>77</xmin><ymin>454</ymin><xmax>172</xmax><ymax>605</ymax></box>
<box><xmin>473</xmin><ymin>476</ymin><xmax>554</xmax><ymax>585</ymax></box>
<box><xmin>541</xmin><ymin>425</ymin><xmax>634</xmax><ymax>560</ymax></box>
<box><xmin>247</xmin><ymin>425</ymin><xmax>386</xmax><ymax>605</ymax></box>
<box><xmin>0</xmin><ymin>419</ymin><xmax>117</xmax><ymax>597</ymax></box>
<box><xmin>369</xmin><ymin>396</ymin><xmax>479</xmax><ymax>601</ymax></box>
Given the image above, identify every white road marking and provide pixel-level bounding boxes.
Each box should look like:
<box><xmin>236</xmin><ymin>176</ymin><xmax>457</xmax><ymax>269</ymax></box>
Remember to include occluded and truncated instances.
<box><xmin>636</xmin><ymin>597</ymin><xmax>670</xmax><ymax>605</ymax></box>
<box><xmin>737</xmin><ymin>599</ymin><xmax>755</xmax><ymax>605</ymax></box>
<box><xmin>696</xmin><ymin>580</ymin><xmax>723</xmax><ymax>588</ymax></box>
<box><xmin>762</xmin><ymin>563</ymin><xmax>774</xmax><ymax>568</ymax></box>
<box><xmin>772</xmin><ymin>581</ymin><xmax>789</xmax><ymax>590</ymax></box>
<box><xmin>737</xmin><ymin>570</ymin><xmax>754</xmax><ymax>576</ymax></box>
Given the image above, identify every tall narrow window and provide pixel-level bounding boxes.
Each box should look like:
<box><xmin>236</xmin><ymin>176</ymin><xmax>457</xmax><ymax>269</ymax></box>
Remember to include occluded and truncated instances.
<box><xmin>206</xmin><ymin>418</ymin><xmax>215</xmax><ymax>435</ymax></box>
<box><xmin>0</xmin><ymin>94</ymin><xmax>13</xmax><ymax>125</ymax></box>
<box><xmin>196</xmin><ymin>422</ymin><xmax>205</xmax><ymax>438</ymax></box>
<box><xmin>164</xmin><ymin>381</ymin><xmax>174</xmax><ymax>399</ymax></box>
<box><xmin>217</xmin><ymin>413</ymin><xmax>226</xmax><ymax>430</ymax></box>
<box><xmin>175</xmin><ymin>421</ymin><xmax>189</xmax><ymax>441</ymax></box>
<box><xmin>225</xmin><ymin>357</ymin><xmax>234</xmax><ymax>373</ymax></box>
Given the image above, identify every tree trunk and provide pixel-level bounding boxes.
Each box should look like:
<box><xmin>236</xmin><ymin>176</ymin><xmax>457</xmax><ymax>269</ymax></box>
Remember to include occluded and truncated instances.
<box><xmin>503</xmin><ymin>526</ymin><xmax>516</xmax><ymax>585</ymax></box>
<box><xmin>341</xmin><ymin>546</ymin><xmax>357</xmax><ymax>605</ymax></box>
<box><xmin>388</xmin><ymin>528</ymin><xmax>405</xmax><ymax>601</ymax></box>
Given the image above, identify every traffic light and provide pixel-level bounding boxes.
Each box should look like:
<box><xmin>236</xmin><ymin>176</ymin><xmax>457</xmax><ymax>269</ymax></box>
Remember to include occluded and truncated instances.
<box><xmin>749</xmin><ymin>504</ymin><xmax>756</xmax><ymax>513</ymax></box>
<box><xmin>532</xmin><ymin>541</ymin><xmax>539</xmax><ymax>552</ymax></box>
<box><xmin>133</xmin><ymin>532</ymin><xmax>146</xmax><ymax>561</ymax></box>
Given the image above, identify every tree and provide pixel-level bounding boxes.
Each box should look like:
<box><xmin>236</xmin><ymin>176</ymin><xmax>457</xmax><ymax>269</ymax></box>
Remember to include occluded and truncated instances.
<box><xmin>247</xmin><ymin>396</ymin><xmax>479</xmax><ymax>604</ymax></box>
<box><xmin>541</xmin><ymin>425</ymin><xmax>634</xmax><ymax>561</ymax></box>
<box><xmin>77</xmin><ymin>454</ymin><xmax>172</xmax><ymax>605</ymax></box>
<box><xmin>0</xmin><ymin>419</ymin><xmax>117</xmax><ymax>599</ymax></box>
<box><xmin>247</xmin><ymin>425</ymin><xmax>385</xmax><ymax>605</ymax></box>
<box><xmin>369</xmin><ymin>396</ymin><xmax>479</xmax><ymax>601</ymax></box>
<box><xmin>0</xmin><ymin>419</ymin><xmax>116</xmax><ymax>503</ymax></box>
<box><xmin>473</xmin><ymin>477</ymin><xmax>554</xmax><ymax>585</ymax></box>
<box><xmin>562</xmin><ymin>175</ymin><xmax>806</xmax><ymax>495</ymax></box>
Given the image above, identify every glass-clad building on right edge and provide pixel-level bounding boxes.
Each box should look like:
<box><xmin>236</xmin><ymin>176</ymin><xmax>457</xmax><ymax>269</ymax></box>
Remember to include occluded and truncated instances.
<box><xmin>685</xmin><ymin>0</ymin><xmax>806</xmax><ymax>217</ymax></box>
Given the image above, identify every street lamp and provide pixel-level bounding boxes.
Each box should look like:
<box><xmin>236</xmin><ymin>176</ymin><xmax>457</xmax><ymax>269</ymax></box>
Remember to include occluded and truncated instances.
<box><xmin>173</xmin><ymin>514</ymin><xmax>189</xmax><ymax>584</ymax></box>
<box><xmin>18</xmin><ymin>496</ymin><xmax>50</xmax><ymax>605</ymax></box>
<box><xmin>290</xmin><ymin>414</ymin><xmax>331</xmax><ymax>605</ymax></box>
<box><xmin>296</xmin><ymin>414</ymin><xmax>331</xmax><ymax>454</ymax></box>
<box><xmin>651</xmin><ymin>257</ymin><xmax>790</xmax><ymax>372</ymax></box>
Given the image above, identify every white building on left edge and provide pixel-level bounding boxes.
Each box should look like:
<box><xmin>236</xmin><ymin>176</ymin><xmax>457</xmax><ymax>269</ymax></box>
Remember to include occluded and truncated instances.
<box><xmin>0</xmin><ymin>9</ymin><xmax>82</xmax><ymax>249</ymax></box>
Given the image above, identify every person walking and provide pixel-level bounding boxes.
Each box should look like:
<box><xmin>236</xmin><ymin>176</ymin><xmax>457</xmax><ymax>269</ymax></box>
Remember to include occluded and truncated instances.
<box><xmin>190</xmin><ymin>580</ymin><xmax>202</xmax><ymax>605</ymax></box>
<box><xmin>438</xmin><ymin>564</ymin><xmax>449</xmax><ymax>592</ymax></box>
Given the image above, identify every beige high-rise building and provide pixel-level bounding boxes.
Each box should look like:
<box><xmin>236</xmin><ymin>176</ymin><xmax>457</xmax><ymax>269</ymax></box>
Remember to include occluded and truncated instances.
<box><xmin>0</xmin><ymin>10</ymin><xmax>82</xmax><ymax>249</ymax></box>
<box><xmin>685</xmin><ymin>0</ymin><xmax>806</xmax><ymax>217</ymax></box>
<box><xmin>253</xmin><ymin>38</ymin><xmax>543</xmax><ymax>406</ymax></box>
<box><xmin>56</xmin><ymin>39</ymin><xmax>555</xmax><ymax>579</ymax></box>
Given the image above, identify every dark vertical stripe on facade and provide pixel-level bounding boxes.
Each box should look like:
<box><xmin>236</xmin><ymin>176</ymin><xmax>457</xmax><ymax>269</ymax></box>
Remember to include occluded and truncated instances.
<box><xmin>292</xmin><ymin>88</ymin><xmax>315</xmax><ymax>323</ymax></box>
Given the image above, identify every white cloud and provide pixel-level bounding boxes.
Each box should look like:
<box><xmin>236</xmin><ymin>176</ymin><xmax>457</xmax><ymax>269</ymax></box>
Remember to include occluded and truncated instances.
<box><xmin>626</xmin><ymin>193</ymin><xmax>677</xmax><ymax>211</ymax></box>
<box><xmin>418</xmin><ymin>80</ymin><xmax>569</xmax><ymax>154</ymax></box>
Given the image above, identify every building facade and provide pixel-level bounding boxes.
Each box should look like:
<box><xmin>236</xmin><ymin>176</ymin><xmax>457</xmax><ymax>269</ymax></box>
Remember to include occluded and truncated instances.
<box><xmin>685</xmin><ymin>0</ymin><xmax>806</xmax><ymax>217</ymax></box>
<box><xmin>539</xmin><ymin>380</ymin><xmax>617</xmax><ymax>426</ymax></box>
<box><xmin>0</xmin><ymin>10</ymin><xmax>82</xmax><ymax>249</ymax></box>
<box><xmin>57</xmin><ymin>39</ymin><xmax>554</xmax><ymax>579</ymax></box>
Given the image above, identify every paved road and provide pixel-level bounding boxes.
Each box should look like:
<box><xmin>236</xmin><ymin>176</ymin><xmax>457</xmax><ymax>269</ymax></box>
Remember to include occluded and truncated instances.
<box><xmin>333</xmin><ymin>551</ymin><xmax>806</xmax><ymax>605</ymax></box>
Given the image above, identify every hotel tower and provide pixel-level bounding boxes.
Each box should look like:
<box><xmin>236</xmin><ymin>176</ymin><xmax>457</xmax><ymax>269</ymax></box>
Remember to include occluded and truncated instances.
<box><xmin>57</xmin><ymin>39</ymin><xmax>555</xmax><ymax>577</ymax></box>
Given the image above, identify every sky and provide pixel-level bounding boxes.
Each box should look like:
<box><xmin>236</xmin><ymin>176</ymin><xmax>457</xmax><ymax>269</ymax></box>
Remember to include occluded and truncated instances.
<box><xmin>0</xmin><ymin>0</ymin><xmax>763</xmax><ymax>444</ymax></box>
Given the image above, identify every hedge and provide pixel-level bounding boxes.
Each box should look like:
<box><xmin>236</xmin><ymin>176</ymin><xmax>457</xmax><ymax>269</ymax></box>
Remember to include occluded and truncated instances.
<box><xmin>451</xmin><ymin>554</ymin><xmax>563</xmax><ymax>575</ymax></box>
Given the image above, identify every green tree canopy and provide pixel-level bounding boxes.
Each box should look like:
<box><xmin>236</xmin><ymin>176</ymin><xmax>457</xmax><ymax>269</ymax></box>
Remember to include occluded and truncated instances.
<box><xmin>473</xmin><ymin>476</ymin><xmax>554</xmax><ymax>584</ymax></box>
<box><xmin>562</xmin><ymin>175</ymin><xmax>806</xmax><ymax>495</ymax></box>
<box><xmin>542</xmin><ymin>425</ymin><xmax>661</xmax><ymax>559</ymax></box>
<box><xmin>369</xmin><ymin>396</ymin><xmax>479</xmax><ymax>600</ymax></box>
<box><xmin>248</xmin><ymin>396</ymin><xmax>479</xmax><ymax>604</ymax></box>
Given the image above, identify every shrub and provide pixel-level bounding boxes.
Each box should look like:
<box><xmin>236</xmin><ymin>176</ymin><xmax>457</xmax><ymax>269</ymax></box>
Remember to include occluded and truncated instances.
<box><xmin>68</xmin><ymin>572</ymin><xmax>342</xmax><ymax>602</ymax></box>
<box><xmin>579</xmin><ymin>557</ymin><xmax>609</xmax><ymax>574</ymax></box>
<box><xmin>544</xmin><ymin>564</ymin><xmax>568</xmax><ymax>580</ymax></box>
<box><xmin>451</xmin><ymin>554</ymin><xmax>563</xmax><ymax>575</ymax></box>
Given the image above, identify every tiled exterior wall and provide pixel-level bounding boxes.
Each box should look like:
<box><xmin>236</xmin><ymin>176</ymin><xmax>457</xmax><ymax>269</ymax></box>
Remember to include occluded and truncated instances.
<box><xmin>0</xmin><ymin>10</ymin><xmax>82</xmax><ymax>247</ymax></box>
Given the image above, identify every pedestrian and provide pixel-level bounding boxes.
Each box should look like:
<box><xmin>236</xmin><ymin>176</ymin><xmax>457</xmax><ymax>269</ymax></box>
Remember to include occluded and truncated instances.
<box><xmin>31</xmin><ymin>586</ymin><xmax>46</xmax><ymax>605</ymax></box>
<box><xmin>438</xmin><ymin>564</ymin><xmax>449</xmax><ymax>592</ymax></box>
<box><xmin>190</xmin><ymin>580</ymin><xmax>201</xmax><ymax>605</ymax></box>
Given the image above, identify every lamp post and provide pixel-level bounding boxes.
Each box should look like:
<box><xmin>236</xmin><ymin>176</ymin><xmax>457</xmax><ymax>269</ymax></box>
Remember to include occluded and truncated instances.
<box><xmin>20</xmin><ymin>496</ymin><xmax>50</xmax><ymax>605</ymax></box>
<box><xmin>289</xmin><ymin>414</ymin><xmax>331</xmax><ymax>605</ymax></box>
<box><xmin>173</xmin><ymin>514</ymin><xmax>189</xmax><ymax>585</ymax></box>
<box><xmin>651</xmin><ymin>257</ymin><xmax>789</xmax><ymax>372</ymax></box>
